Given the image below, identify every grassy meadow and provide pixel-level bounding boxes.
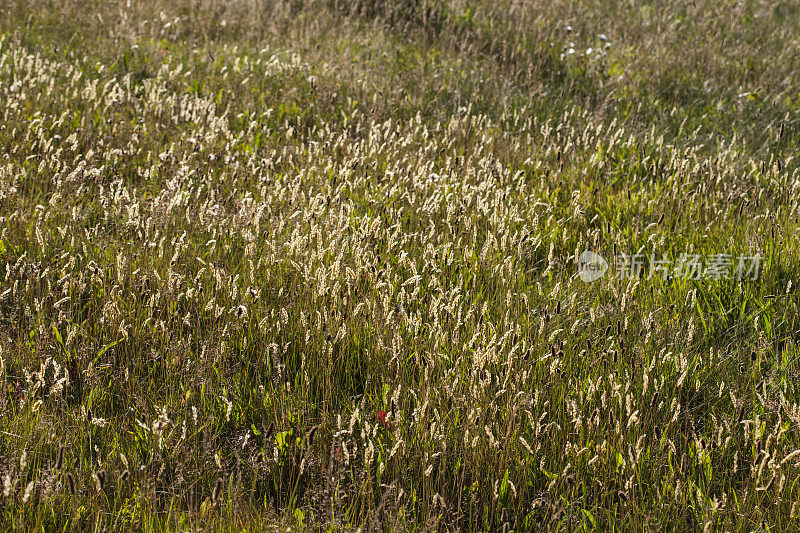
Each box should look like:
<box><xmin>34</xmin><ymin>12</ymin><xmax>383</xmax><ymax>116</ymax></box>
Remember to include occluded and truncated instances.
<box><xmin>2</xmin><ymin>0</ymin><xmax>800</xmax><ymax>530</ymax></box>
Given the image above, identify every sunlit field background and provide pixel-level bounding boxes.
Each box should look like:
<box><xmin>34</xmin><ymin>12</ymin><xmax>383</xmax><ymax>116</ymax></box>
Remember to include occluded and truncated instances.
<box><xmin>2</xmin><ymin>0</ymin><xmax>800</xmax><ymax>530</ymax></box>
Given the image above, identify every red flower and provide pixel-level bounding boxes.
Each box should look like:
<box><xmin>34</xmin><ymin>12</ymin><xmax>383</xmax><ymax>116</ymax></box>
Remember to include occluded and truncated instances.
<box><xmin>376</xmin><ymin>410</ymin><xmax>388</xmax><ymax>428</ymax></box>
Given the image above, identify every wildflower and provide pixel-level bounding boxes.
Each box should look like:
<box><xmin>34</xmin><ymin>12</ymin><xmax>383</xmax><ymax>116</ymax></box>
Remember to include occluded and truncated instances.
<box><xmin>377</xmin><ymin>410</ymin><xmax>389</xmax><ymax>428</ymax></box>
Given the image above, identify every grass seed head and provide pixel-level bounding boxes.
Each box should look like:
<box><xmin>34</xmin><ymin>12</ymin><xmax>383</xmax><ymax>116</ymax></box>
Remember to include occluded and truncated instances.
<box><xmin>66</xmin><ymin>473</ymin><xmax>76</xmax><ymax>496</ymax></box>
<box><xmin>212</xmin><ymin>478</ymin><xmax>224</xmax><ymax>503</ymax></box>
<box><xmin>55</xmin><ymin>446</ymin><xmax>65</xmax><ymax>470</ymax></box>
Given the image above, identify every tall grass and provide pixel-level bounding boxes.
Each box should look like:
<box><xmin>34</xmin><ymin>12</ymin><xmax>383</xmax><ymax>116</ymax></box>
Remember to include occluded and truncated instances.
<box><xmin>0</xmin><ymin>0</ymin><xmax>799</xmax><ymax>530</ymax></box>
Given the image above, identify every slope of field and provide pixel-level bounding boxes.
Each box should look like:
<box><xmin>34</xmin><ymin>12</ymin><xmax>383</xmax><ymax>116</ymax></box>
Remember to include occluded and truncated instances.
<box><xmin>1</xmin><ymin>0</ymin><xmax>800</xmax><ymax>530</ymax></box>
